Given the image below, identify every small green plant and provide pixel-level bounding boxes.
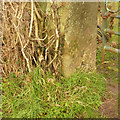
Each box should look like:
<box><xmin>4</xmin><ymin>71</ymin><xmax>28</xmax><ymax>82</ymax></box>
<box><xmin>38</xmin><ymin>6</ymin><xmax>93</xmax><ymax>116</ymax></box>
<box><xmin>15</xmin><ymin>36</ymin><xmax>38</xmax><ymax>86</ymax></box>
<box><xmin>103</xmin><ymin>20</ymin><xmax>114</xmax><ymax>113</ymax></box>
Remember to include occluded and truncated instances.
<box><xmin>2</xmin><ymin>68</ymin><xmax>106</xmax><ymax>118</ymax></box>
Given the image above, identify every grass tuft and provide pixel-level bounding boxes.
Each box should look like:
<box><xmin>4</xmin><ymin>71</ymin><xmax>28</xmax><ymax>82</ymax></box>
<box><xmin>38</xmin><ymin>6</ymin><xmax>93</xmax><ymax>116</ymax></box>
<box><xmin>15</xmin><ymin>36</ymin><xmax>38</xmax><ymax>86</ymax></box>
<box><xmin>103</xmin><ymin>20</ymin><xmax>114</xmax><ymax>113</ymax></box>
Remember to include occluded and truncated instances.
<box><xmin>2</xmin><ymin>68</ymin><xmax>106</xmax><ymax>118</ymax></box>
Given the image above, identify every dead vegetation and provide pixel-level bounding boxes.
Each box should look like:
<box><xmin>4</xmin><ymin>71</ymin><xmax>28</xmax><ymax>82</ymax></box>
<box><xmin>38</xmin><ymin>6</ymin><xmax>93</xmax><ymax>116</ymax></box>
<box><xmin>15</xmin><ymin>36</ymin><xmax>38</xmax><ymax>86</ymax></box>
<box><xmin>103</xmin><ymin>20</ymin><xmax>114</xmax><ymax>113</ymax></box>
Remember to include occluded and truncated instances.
<box><xmin>1</xmin><ymin>2</ymin><xmax>64</xmax><ymax>77</ymax></box>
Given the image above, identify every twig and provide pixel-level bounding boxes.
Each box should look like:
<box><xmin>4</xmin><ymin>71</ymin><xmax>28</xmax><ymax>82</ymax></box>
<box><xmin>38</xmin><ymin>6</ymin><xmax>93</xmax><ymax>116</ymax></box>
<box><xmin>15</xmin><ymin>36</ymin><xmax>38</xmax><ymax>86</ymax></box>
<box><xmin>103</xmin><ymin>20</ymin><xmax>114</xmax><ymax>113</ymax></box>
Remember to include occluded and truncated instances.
<box><xmin>9</xmin><ymin>2</ymin><xmax>16</xmax><ymax>13</ymax></box>
<box><xmin>33</xmin><ymin>12</ymin><xmax>39</xmax><ymax>38</ymax></box>
<box><xmin>17</xmin><ymin>3</ymin><xmax>27</xmax><ymax>20</ymax></box>
<box><xmin>45</xmin><ymin>34</ymin><xmax>55</xmax><ymax>46</ymax></box>
<box><xmin>29</xmin><ymin>0</ymin><xmax>34</xmax><ymax>38</ymax></box>
<box><xmin>2</xmin><ymin>68</ymin><xmax>7</xmax><ymax>77</ymax></box>
<box><xmin>30</xmin><ymin>34</ymin><xmax>47</xmax><ymax>41</ymax></box>
<box><xmin>45</xmin><ymin>38</ymin><xmax>56</xmax><ymax>61</ymax></box>
<box><xmin>18</xmin><ymin>34</ymin><xmax>31</xmax><ymax>72</ymax></box>
<box><xmin>14</xmin><ymin>5</ymin><xmax>18</xmax><ymax>17</ymax></box>
<box><xmin>33</xmin><ymin>11</ymin><xmax>43</xmax><ymax>46</ymax></box>
<box><xmin>32</xmin><ymin>56</ymin><xmax>38</xmax><ymax>66</ymax></box>
<box><xmin>12</xmin><ymin>22</ymin><xmax>31</xmax><ymax>72</ymax></box>
<box><xmin>47</xmin><ymin>2</ymin><xmax>60</xmax><ymax>67</ymax></box>
<box><xmin>33</xmin><ymin>3</ymin><xmax>42</xmax><ymax>21</ymax></box>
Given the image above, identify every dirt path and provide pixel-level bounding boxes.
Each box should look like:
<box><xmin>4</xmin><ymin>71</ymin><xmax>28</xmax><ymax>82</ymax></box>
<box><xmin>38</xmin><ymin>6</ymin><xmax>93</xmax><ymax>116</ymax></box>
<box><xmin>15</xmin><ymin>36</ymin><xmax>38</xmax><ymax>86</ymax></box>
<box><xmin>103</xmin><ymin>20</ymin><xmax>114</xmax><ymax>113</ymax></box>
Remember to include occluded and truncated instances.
<box><xmin>97</xmin><ymin>66</ymin><xmax>119</xmax><ymax>118</ymax></box>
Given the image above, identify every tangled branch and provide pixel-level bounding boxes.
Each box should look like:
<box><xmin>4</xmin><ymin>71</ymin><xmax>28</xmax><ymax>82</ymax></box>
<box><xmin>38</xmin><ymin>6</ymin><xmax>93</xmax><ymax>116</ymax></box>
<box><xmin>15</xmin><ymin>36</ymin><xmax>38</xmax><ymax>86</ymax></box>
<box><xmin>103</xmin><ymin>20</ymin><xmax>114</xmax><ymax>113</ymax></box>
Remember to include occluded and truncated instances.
<box><xmin>2</xmin><ymin>2</ymin><xmax>64</xmax><ymax>77</ymax></box>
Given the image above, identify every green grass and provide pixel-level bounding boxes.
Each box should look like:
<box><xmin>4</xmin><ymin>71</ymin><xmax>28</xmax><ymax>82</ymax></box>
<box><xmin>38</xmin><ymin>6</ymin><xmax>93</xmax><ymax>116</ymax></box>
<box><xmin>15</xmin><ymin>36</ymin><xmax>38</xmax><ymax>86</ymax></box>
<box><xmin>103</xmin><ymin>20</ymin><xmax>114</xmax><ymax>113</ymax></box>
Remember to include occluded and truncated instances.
<box><xmin>2</xmin><ymin>68</ymin><xmax>106</xmax><ymax>118</ymax></box>
<box><xmin>96</xmin><ymin>30</ymin><xmax>119</xmax><ymax>118</ymax></box>
<box><xmin>96</xmin><ymin>32</ymin><xmax>119</xmax><ymax>84</ymax></box>
<box><xmin>2</xmin><ymin>26</ymin><xmax>119</xmax><ymax>118</ymax></box>
<box><xmin>3</xmin><ymin>23</ymin><xmax>119</xmax><ymax>119</ymax></box>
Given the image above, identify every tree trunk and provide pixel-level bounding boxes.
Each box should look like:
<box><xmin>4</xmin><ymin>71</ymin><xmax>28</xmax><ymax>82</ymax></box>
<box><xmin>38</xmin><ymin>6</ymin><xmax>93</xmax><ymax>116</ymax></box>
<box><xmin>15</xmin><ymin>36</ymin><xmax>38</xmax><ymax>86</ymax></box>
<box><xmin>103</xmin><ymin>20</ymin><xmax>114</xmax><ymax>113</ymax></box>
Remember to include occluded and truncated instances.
<box><xmin>60</xmin><ymin>2</ymin><xmax>98</xmax><ymax>77</ymax></box>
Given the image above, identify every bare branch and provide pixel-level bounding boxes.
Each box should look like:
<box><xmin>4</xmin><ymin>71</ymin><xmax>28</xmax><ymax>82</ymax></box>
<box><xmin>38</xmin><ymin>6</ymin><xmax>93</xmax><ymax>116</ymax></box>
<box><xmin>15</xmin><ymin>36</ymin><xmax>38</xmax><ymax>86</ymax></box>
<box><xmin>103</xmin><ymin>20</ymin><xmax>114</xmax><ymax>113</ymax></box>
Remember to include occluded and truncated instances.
<box><xmin>29</xmin><ymin>0</ymin><xmax>34</xmax><ymax>38</ymax></box>
<box><xmin>33</xmin><ymin>3</ymin><xmax>42</xmax><ymax>21</ymax></box>
<box><xmin>30</xmin><ymin>34</ymin><xmax>47</xmax><ymax>41</ymax></box>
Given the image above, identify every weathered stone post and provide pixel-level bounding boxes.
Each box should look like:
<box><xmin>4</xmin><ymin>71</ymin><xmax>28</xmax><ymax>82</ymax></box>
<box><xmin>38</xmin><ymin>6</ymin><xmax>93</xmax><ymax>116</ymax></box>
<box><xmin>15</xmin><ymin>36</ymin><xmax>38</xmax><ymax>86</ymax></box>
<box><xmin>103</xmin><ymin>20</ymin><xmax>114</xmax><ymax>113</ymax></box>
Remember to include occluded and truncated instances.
<box><xmin>60</xmin><ymin>2</ymin><xmax>98</xmax><ymax>77</ymax></box>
